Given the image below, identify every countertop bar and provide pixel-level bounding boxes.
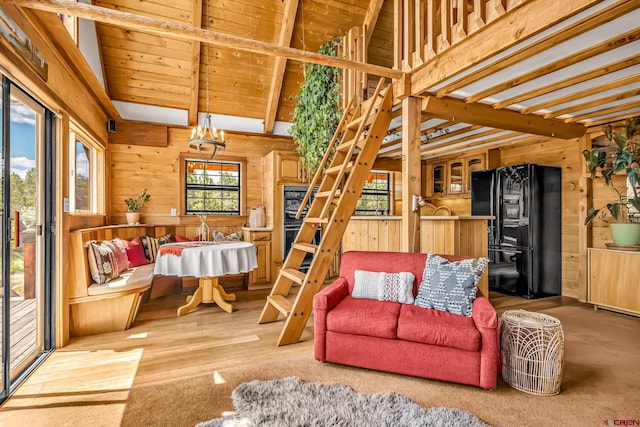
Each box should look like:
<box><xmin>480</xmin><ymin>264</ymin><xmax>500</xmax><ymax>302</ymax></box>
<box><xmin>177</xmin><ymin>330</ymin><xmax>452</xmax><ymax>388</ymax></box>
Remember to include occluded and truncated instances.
<box><xmin>420</xmin><ymin>216</ymin><xmax>495</xmax><ymax>220</ymax></box>
<box><xmin>349</xmin><ymin>216</ymin><xmax>402</xmax><ymax>220</ymax></box>
<box><xmin>348</xmin><ymin>216</ymin><xmax>494</xmax><ymax>220</ymax></box>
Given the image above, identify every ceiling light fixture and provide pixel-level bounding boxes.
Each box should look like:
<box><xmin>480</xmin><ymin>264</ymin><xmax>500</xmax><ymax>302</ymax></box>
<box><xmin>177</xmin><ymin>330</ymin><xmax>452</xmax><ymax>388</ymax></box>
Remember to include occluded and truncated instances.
<box><xmin>189</xmin><ymin>21</ymin><xmax>225</xmax><ymax>161</ymax></box>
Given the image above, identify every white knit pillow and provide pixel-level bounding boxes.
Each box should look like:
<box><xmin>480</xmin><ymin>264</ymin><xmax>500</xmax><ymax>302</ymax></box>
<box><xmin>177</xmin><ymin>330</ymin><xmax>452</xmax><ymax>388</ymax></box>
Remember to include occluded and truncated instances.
<box><xmin>352</xmin><ymin>270</ymin><xmax>415</xmax><ymax>304</ymax></box>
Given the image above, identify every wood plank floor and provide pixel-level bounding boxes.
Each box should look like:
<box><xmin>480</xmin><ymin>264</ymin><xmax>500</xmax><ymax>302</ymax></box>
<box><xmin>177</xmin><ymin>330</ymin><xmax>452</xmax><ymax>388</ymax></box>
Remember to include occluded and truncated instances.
<box><xmin>0</xmin><ymin>298</ymin><xmax>38</xmax><ymax>373</ymax></box>
<box><xmin>0</xmin><ymin>288</ymin><xmax>595</xmax><ymax>423</ymax></box>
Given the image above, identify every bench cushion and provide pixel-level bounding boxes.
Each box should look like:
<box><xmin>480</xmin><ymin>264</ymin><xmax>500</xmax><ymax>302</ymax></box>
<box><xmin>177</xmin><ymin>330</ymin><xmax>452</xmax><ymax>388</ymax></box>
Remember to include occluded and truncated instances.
<box><xmin>87</xmin><ymin>264</ymin><xmax>155</xmax><ymax>296</ymax></box>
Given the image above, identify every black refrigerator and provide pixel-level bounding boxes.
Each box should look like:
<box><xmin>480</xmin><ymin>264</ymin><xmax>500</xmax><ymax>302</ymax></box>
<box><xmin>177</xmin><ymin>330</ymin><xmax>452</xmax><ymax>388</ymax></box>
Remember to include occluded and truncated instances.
<box><xmin>471</xmin><ymin>164</ymin><xmax>561</xmax><ymax>299</ymax></box>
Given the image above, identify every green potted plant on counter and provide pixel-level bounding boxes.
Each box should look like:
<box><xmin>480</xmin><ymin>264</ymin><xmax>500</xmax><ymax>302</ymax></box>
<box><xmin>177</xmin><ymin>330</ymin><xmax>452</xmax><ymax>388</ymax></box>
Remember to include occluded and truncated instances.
<box><xmin>583</xmin><ymin>116</ymin><xmax>640</xmax><ymax>246</ymax></box>
<box><xmin>124</xmin><ymin>188</ymin><xmax>151</xmax><ymax>224</ymax></box>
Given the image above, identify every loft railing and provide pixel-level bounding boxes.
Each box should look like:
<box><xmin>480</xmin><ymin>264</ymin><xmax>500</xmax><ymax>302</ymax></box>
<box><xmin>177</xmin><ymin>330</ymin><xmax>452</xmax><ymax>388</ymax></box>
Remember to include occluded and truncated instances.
<box><xmin>395</xmin><ymin>0</ymin><xmax>525</xmax><ymax>71</ymax></box>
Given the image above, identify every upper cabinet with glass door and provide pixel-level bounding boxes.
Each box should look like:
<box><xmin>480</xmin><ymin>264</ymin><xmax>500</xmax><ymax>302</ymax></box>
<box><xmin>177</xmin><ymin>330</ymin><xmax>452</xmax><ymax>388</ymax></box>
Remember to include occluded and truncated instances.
<box><xmin>426</xmin><ymin>154</ymin><xmax>486</xmax><ymax>198</ymax></box>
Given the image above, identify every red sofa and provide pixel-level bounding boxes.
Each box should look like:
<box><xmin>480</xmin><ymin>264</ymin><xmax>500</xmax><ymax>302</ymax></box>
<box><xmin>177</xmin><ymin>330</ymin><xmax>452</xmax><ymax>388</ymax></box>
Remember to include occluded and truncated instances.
<box><xmin>313</xmin><ymin>251</ymin><xmax>500</xmax><ymax>389</ymax></box>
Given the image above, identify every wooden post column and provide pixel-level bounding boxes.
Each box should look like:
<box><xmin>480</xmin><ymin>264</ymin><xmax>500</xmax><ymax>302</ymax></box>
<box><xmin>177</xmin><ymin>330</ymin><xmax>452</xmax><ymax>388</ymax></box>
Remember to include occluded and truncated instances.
<box><xmin>401</xmin><ymin>96</ymin><xmax>422</xmax><ymax>252</ymax></box>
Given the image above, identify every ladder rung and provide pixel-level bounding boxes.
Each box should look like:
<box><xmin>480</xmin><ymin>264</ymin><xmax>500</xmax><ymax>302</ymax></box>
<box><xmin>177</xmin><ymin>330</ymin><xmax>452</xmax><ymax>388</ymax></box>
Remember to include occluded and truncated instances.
<box><xmin>325</xmin><ymin>162</ymin><xmax>353</xmax><ymax>175</ymax></box>
<box><xmin>292</xmin><ymin>242</ymin><xmax>318</xmax><ymax>254</ymax></box>
<box><xmin>267</xmin><ymin>295</ymin><xmax>292</xmax><ymax>317</ymax></box>
<box><xmin>280</xmin><ymin>268</ymin><xmax>306</xmax><ymax>285</ymax></box>
<box><xmin>304</xmin><ymin>217</ymin><xmax>329</xmax><ymax>224</ymax></box>
<box><xmin>315</xmin><ymin>189</ymin><xmax>341</xmax><ymax>199</ymax></box>
<box><xmin>346</xmin><ymin>110</ymin><xmax>376</xmax><ymax>129</ymax></box>
<box><xmin>337</xmin><ymin>138</ymin><xmax>358</xmax><ymax>151</ymax></box>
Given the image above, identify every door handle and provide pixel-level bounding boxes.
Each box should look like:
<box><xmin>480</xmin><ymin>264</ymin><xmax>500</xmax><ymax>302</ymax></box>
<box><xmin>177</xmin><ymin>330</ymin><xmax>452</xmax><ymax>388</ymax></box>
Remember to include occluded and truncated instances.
<box><xmin>13</xmin><ymin>210</ymin><xmax>20</xmax><ymax>248</ymax></box>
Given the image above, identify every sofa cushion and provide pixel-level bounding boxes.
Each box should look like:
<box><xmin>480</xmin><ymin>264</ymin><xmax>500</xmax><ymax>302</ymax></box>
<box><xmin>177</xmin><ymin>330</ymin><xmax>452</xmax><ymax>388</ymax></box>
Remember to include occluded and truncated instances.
<box><xmin>108</xmin><ymin>238</ymin><xmax>129</xmax><ymax>272</ymax></box>
<box><xmin>326</xmin><ymin>296</ymin><xmax>400</xmax><ymax>339</ymax></box>
<box><xmin>87</xmin><ymin>241</ymin><xmax>120</xmax><ymax>285</ymax></box>
<box><xmin>126</xmin><ymin>237</ymin><xmax>149</xmax><ymax>268</ymax></box>
<box><xmin>352</xmin><ymin>270</ymin><xmax>380</xmax><ymax>300</ymax></box>
<box><xmin>397</xmin><ymin>304</ymin><xmax>481</xmax><ymax>352</ymax></box>
<box><xmin>140</xmin><ymin>234</ymin><xmax>173</xmax><ymax>263</ymax></box>
<box><xmin>415</xmin><ymin>254</ymin><xmax>488</xmax><ymax>316</ymax></box>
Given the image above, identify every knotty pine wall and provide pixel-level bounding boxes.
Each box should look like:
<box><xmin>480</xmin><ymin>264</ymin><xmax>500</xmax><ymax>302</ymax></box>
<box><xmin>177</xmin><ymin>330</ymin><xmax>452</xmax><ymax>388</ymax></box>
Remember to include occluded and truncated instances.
<box><xmin>499</xmin><ymin>137</ymin><xmax>582</xmax><ymax>299</ymax></box>
<box><xmin>108</xmin><ymin>127</ymin><xmax>296</xmax><ymax>227</ymax></box>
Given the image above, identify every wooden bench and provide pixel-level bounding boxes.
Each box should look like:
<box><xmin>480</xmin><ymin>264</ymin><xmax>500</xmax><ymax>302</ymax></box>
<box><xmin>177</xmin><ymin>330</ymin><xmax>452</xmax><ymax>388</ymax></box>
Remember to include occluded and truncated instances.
<box><xmin>68</xmin><ymin>224</ymin><xmax>241</xmax><ymax>336</ymax></box>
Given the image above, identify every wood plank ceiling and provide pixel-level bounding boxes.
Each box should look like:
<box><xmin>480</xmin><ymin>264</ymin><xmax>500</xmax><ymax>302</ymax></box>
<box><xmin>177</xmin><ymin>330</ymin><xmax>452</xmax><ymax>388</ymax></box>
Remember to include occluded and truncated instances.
<box><xmin>94</xmin><ymin>0</ymin><xmax>375</xmax><ymax>131</ymax></box>
<box><xmin>91</xmin><ymin>0</ymin><xmax>638</xmax><ymax>159</ymax></box>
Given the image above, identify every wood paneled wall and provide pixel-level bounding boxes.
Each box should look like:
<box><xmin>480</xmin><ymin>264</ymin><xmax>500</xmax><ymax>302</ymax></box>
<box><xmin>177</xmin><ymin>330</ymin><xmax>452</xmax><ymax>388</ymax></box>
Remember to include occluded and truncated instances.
<box><xmin>342</xmin><ymin>218</ymin><xmax>402</xmax><ymax>253</ymax></box>
<box><xmin>108</xmin><ymin>127</ymin><xmax>296</xmax><ymax>226</ymax></box>
<box><xmin>499</xmin><ymin>137</ymin><xmax>583</xmax><ymax>299</ymax></box>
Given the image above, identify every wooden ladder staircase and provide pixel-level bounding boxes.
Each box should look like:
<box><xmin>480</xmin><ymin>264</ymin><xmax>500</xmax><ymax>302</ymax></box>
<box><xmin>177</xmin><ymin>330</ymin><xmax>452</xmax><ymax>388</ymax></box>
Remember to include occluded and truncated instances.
<box><xmin>258</xmin><ymin>78</ymin><xmax>393</xmax><ymax>346</ymax></box>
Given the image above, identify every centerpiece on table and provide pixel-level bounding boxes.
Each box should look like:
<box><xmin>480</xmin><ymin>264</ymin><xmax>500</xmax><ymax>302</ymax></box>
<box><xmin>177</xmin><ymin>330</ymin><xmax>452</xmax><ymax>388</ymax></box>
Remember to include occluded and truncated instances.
<box><xmin>124</xmin><ymin>188</ymin><xmax>151</xmax><ymax>225</ymax></box>
<box><xmin>583</xmin><ymin>116</ymin><xmax>640</xmax><ymax>246</ymax></box>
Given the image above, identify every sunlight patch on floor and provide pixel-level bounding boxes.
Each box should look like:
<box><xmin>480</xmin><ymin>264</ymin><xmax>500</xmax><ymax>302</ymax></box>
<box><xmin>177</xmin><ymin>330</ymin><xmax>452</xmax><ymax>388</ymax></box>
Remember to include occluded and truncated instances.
<box><xmin>212</xmin><ymin>371</ymin><xmax>226</xmax><ymax>384</ymax></box>
<box><xmin>0</xmin><ymin>349</ymin><xmax>144</xmax><ymax>426</ymax></box>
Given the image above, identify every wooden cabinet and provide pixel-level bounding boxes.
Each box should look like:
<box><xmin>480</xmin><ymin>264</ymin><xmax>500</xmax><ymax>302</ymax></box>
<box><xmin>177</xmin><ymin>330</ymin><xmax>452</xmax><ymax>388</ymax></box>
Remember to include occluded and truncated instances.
<box><xmin>425</xmin><ymin>161</ymin><xmax>447</xmax><ymax>198</ymax></box>
<box><xmin>426</xmin><ymin>154</ymin><xmax>485</xmax><ymax>198</ymax></box>
<box><xmin>588</xmin><ymin>248</ymin><xmax>640</xmax><ymax>317</ymax></box>
<box><xmin>244</xmin><ymin>230</ymin><xmax>272</xmax><ymax>290</ymax></box>
<box><xmin>275</xmin><ymin>151</ymin><xmax>307</xmax><ymax>184</ymax></box>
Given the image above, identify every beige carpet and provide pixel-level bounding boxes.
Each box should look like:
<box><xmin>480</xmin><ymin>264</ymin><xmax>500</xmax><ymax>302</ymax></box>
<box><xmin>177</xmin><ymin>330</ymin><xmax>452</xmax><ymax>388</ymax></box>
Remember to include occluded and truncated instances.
<box><xmin>120</xmin><ymin>304</ymin><xmax>640</xmax><ymax>427</ymax></box>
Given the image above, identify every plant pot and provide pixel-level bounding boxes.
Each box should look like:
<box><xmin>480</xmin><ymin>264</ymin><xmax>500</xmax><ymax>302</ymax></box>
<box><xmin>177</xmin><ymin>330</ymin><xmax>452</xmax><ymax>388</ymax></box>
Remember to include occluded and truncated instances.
<box><xmin>125</xmin><ymin>212</ymin><xmax>140</xmax><ymax>225</ymax></box>
<box><xmin>609</xmin><ymin>223</ymin><xmax>640</xmax><ymax>246</ymax></box>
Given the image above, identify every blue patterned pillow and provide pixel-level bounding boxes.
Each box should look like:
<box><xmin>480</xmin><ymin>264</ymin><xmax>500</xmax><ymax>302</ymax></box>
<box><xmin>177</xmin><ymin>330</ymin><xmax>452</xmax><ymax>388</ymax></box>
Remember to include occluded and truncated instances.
<box><xmin>414</xmin><ymin>254</ymin><xmax>488</xmax><ymax>316</ymax></box>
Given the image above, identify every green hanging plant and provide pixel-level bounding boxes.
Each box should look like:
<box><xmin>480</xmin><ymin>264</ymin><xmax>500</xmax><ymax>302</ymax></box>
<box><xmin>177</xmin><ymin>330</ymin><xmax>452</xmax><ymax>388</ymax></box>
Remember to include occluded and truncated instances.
<box><xmin>289</xmin><ymin>38</ymin><xmax>343</xmax><ymax>176</ymax></box>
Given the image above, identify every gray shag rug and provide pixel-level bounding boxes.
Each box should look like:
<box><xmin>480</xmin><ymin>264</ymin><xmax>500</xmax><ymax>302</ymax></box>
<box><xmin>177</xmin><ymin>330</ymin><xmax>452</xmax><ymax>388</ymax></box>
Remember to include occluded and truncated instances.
<box><xmin>197</xmin><ymin>377</ymin><xmax>491</xmax><ymax>427</ymax></box>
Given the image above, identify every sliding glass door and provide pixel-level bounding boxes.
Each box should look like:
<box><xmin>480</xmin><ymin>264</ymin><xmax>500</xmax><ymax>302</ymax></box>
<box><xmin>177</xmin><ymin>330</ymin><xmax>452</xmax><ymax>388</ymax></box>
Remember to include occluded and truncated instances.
<box><xmin>0</xmin><ymin>76</ymin><xmax>55</xmax><ymax>402</ymax></box>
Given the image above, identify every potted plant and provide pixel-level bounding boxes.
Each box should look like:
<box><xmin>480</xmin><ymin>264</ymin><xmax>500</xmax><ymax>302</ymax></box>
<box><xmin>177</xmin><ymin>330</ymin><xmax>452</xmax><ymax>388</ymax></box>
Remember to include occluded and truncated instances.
<box><xmin>583</xmin><ymin>116</ymin><xmax>640</xmax><ymax>245</ymax></box>
<box><xmin>124</xmin><ymin>188</ymin><xmax>150</xmax><ymax>224</ymax></box>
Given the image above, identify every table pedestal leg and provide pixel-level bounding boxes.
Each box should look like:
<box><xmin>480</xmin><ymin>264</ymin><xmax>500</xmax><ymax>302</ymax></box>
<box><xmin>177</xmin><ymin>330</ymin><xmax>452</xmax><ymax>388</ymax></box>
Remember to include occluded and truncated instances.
<box><xmin>177</xmin><ymin>277</ymin><xmax>236</xmax><ymax>316</ymax></box>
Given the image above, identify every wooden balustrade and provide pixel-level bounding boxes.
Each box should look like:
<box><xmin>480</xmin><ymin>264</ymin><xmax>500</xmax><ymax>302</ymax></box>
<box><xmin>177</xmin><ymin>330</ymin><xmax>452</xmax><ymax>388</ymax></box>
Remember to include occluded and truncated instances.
<box><xmin>395</xmin><ymin>0</ymin><xmax>523</xmax><ymax>70</ymax></box>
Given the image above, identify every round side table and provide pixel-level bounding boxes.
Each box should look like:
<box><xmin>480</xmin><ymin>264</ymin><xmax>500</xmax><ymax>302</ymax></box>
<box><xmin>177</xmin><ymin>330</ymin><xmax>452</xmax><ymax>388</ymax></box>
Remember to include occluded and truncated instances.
<box><xmin>501</xmin><ymin>309</ymin><xmax>564</xmax><ymax>395</ymax></box>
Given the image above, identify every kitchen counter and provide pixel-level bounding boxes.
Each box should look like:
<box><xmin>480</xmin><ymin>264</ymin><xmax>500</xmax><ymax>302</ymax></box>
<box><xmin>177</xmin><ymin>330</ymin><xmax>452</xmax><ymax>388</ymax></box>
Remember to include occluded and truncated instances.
<box><xmin>349</xmin><ymin>216</ymin><xmax>402</xmax><ymax>220</ymax></box>
<box><xmin>420</xmin><ymin>216</ymin><xmax>495</xmax><ymax>220</ymax></box>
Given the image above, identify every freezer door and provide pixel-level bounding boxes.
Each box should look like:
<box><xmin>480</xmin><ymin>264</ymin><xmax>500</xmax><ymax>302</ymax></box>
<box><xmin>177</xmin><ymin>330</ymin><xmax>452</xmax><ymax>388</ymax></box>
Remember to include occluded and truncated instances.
<box><xmin>471</xmin><ymin>169</ymin><xmax>496</xmax><ymax>245</ymax></box>
<box><xmin>488</xmin><ymin>246</ymin><xmax>533</xmax><ymax>298</ymax></box>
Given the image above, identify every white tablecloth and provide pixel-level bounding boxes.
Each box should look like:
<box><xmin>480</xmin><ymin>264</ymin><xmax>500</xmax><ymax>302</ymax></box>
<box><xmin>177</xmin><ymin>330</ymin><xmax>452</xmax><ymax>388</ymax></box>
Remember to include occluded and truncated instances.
<box><xmin>153</xmin><ymin>241</ymin><xmax>257</xmax><ymax>278</ymax></box>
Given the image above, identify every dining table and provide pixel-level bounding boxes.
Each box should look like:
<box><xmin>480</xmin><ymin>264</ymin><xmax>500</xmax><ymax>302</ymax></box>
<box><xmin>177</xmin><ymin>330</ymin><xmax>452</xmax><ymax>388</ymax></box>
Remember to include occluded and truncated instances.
<box><xmin>153</xmin><ymin>240</ymin><xmax>257</xmax><ymax>315</ymax></box>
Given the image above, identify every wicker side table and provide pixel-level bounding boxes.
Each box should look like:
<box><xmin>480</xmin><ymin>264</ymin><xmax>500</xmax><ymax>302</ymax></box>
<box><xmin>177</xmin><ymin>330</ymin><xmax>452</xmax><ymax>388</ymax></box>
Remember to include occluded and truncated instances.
<box><xmin>501</xmin><ymin>310</ymin><xmax>564</xmax><ymax>395</ymax></box>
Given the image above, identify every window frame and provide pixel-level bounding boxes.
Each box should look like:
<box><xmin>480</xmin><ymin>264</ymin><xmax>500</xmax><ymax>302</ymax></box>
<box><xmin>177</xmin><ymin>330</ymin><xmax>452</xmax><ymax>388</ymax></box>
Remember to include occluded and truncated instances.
<box><xmin>68</xmin><ymin>125</ymin><xmax>104</xmax><ymax>214</ymax></box>
<box><xmin>354</xmin><ymin>171</ymin><xmax>391</xmax><ymax>216</ymax></box>
<box><xmin>180</xmin><ymin>154</ymin><xmax>247</xmax><ymax>217</ymax></box>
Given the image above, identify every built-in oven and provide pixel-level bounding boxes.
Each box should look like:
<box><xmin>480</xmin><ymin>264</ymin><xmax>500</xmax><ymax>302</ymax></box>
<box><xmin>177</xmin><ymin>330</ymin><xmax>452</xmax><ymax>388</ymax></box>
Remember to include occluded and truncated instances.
<box><xmin>283</xmin><ymin>185</ymin><xmax>319</xmax><ymax>272</ymax></box>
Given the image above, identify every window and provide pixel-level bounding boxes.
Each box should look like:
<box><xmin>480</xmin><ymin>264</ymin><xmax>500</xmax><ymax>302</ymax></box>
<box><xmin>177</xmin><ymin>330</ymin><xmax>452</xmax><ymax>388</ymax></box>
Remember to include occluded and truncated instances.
<box><xmin>68</xmin><ymin>127</ymin><xmax>104</xmax><ymax>214</ymax></box>
<box><xmin>355</xmin><ymin>172</ymin><xmax>390</xmax><ymax>215</ymax></box>
<box><xmin>185</xmin><ymin>160</ymin><xmax>241</xmax><ymax>215</ymax></box>
<box><xmin>74</xmin><ymin>141</ymin><xmax>90</xmax><ymax>210</ymax></box>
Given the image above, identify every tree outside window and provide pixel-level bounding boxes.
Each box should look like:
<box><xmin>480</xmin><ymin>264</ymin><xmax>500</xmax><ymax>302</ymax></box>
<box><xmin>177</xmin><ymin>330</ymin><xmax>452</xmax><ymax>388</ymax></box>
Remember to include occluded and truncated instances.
<box><xmin>355</xmin><ymin>172</ymin><xmax>390</xmax><ymax>215</ymax></box>
<box><xmin>185</xmin><ymin>160</ymin><xmax>241</xmax><ymax>215</ymax></box>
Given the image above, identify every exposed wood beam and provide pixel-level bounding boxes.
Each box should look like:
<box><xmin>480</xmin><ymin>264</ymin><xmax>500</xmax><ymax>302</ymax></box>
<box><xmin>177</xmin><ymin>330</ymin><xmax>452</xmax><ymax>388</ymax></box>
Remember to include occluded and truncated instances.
<box><xmin>17</xmin><ymin>7</ymin><xmax>121</xmax><ymax>121</ymax></box>
<box><xmin>264</xmin><ymin>0</ymin><xmax>299</xmax><ymax>134</ymax></box>
<box><xmin>372</xmin><ymin>157</ymin><xmax>402</xmax><ymax>172</ymax></box>
<box><xmin>422</xmin><ymin>96</ymin><xmax>586</xmax><ymax>138</ymax></box>
<box><xmin>568</xmin><ymin>99</ymin><xmax>640</xmax><ymax>124</ymax></box>
<box><xmin>545</xmin><ymin>88</ymin><xmax>640</xmax><ymax>119</ymax></box>
<box><xmin>423</xmin><ymin>130</ymin><xmax>520</xmax><ymax>156</ymax></box>
<box><xmin>401</xmin><ymin>96</ymin><xmax>422</xmax><ymax>252</ymax></box>
<box><xmin>188</xmin><ymin>0</ymin><xmax>202</xmax><ymax>126</ymax></box>
<box><xmin>434</xmin><ymin>0</ymin><xmax>636</xmax><ymax>98</ymax></box>
<box><xmin>585</xmin><ymin>109</ymin><xmax>640</xmax><ymax>128</ymax></box>
<box><xmin>521</xmin><ymin>73</ymin><xmax>640</xmax><ymax>115</ymax></box>
<box><xmin>12</xmin><ymin>0</ymin><xmax>403</xmax><ymax>80</ymax></box>
<box><xmin>411</xmin><ymin>0</ymin><xmax>608</xmax><ymax>95</ymax></box>
<box><xmin>363</xmin><ymin>0</ymin><xmax>384</xmax><ymax>45</ymax></box>
<box><xmin>465</xmin><ymin>27</ymin><xmax>640</xmax><ymax>104</ymax></box>
<box><xmin>499</xmin><ymin>55</ymin><xmax>640</xmax><ymax>111</ymax></box>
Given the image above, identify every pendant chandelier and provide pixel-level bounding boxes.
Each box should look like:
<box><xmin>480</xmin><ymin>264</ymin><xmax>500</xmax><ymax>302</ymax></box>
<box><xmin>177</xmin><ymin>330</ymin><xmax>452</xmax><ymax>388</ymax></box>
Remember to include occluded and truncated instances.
<box><xmin>189</xmin><ymin>32</ymin><xmax>225</xmax><ymax>161</ymax></box>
